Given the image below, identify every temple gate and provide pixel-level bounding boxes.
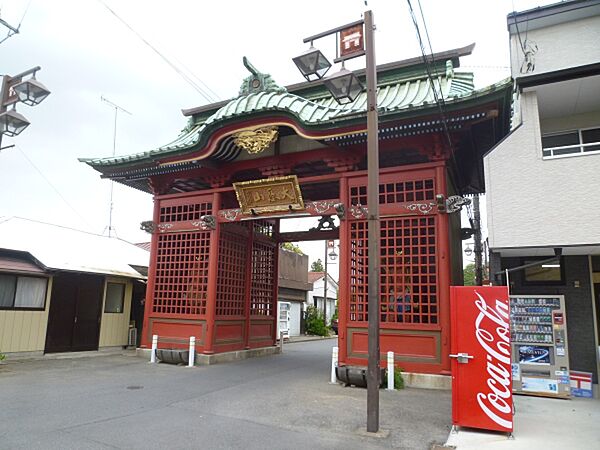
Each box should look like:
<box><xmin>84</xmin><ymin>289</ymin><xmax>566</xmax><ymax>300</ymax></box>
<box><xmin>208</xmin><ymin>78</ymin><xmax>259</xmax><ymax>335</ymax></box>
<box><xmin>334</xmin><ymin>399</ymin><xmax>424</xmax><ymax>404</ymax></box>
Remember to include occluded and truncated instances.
<box><xmin>81</xmin><ymin>44</ymin><xmax>511</xmax><ymax>375</ymax></box>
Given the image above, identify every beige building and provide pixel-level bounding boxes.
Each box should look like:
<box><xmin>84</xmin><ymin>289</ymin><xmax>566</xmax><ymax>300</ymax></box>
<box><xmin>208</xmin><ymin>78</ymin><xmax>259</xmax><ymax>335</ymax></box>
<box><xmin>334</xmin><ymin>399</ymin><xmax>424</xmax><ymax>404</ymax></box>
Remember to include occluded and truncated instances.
<box><xmin>0</xmin><ymin>217</ymin><xmax>149</xmax><ymax>357</ymax></box>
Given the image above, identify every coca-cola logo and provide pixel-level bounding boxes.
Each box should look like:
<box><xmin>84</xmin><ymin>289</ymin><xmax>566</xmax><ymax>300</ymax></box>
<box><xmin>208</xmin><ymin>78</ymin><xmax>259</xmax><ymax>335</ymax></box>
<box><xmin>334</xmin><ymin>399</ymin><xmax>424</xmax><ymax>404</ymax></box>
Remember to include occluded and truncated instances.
<box><xmin>474</xmin><ymin>291</ymin><xmax>512</xmax><ymax>430</ymax></box>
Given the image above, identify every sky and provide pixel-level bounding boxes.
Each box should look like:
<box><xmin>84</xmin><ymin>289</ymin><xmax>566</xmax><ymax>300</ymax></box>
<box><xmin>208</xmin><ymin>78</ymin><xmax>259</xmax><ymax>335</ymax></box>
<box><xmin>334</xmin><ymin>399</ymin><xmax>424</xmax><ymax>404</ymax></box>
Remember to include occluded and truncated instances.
<box><xmin>0</xmin><ymin>0</ymin><xmax>555</xmax><ymax>278</ymax></box>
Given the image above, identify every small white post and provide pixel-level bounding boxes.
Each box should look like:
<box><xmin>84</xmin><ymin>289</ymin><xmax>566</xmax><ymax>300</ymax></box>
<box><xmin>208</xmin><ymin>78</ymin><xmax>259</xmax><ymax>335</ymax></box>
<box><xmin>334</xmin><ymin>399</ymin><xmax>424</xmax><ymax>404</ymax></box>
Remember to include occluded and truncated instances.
<box><xmin>330</xmin><ymin>346</ymin><xmax>339</xmax><ymax>384</ymax></box>
<box><xmin>387</xmin><ymin>351</ymin><xmax>394</xmax><ymax>390</ymax></box>
<box><xmin>188</xmin><ymin>336</ymin><xmax>196</xmax><ymax>367</ymax></box>
<box><xmin>150</xmin><ymin>334</ymin><xmax>158</xmax><ymax>363</ymax></box>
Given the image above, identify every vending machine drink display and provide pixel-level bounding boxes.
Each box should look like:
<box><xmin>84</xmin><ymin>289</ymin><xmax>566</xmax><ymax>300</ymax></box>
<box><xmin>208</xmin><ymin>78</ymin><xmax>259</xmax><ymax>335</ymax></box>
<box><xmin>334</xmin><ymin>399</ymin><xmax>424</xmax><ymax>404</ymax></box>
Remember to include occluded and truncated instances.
<box><xmin>450</xmin><ymin>286</ymin><xmax>513</xmax><ymax>433</ymax></box>
<box><xmin>510</xmin><ymin>295</ymin><xmax>570</xmax><ymax>398</ymax></box>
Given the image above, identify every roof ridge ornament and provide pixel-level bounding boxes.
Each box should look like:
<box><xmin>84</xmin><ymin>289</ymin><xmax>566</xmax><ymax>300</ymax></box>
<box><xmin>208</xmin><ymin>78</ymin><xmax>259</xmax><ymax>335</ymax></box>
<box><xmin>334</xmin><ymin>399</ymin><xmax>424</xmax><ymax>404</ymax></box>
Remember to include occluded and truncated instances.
<box><xmin>239</xmin><ymin>57</ymin><xmax>287</xmax><ymax>97</ymax></box>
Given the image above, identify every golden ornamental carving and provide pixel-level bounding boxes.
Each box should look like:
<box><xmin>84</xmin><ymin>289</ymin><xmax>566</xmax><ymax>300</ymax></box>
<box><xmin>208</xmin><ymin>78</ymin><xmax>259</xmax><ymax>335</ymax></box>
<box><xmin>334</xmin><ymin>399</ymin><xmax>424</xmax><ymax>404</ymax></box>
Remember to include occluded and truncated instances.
<box><xmin>233</xmin><ymin>126</ymin><xmax>279</xmax><ymax>154</ymax></box>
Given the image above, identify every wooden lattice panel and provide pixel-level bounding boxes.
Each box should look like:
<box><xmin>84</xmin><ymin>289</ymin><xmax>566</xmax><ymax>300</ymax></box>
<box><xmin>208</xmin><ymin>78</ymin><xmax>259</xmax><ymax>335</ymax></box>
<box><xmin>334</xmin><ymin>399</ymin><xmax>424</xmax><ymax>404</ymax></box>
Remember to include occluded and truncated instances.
<box><xmin>348</xmin><ymin>217</ymin><xmax>438</xmax><ymax>325</ymax></box>
<box><xmin>253</xmin><ymin>219</ymin><xmax>275</xmax><ymax>237</ymax></box>
<box><xmin>159</xmin><ymin>200</ymin><xmax>212</xmax><ymax>223</ymax></box>
<box><xmin>152</xmin><ymin>231</ymin><xmax>210</xmax><ymax>316</ymax></box>
<box><xmin>380</xmin><ymin>217</ymin><xmax>437</xmax><ymax>324</ymax></box>
<box><xmin>349</xmin><ymin>221</ymin><xmax>368</xmax><ymax>321</ymax></box>
<box><xmin>349</xmin><ymin>178</ymin><xmax>435</xmax><ymax>206</ymax></box>
<box><xmin>250</xmin><ymin>240</ymin><xmax>275</xmax><ymax>316</ymax></box>
<box><xmin>216</xmin><ymin>227</ymin><xmax>247</xmax><ymax>316</ymax></box>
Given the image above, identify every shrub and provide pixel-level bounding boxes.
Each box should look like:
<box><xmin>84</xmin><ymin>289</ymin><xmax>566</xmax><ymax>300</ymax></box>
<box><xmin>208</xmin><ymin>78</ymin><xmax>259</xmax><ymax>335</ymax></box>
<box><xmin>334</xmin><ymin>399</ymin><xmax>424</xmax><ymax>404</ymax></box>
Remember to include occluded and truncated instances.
<box><xmin>0</xmin><ymin>351</ymin><xmax>5</xmax><ymax>362</ymax></box>
<box><xmin>305</xmin><ymin>305</ymin><xmax>329</xmax><ymax>336</ymax></box>
<box><xmin>387</xmin><ymin>366</ymin><xmax>404</xmax><ymax>389</ymax></box>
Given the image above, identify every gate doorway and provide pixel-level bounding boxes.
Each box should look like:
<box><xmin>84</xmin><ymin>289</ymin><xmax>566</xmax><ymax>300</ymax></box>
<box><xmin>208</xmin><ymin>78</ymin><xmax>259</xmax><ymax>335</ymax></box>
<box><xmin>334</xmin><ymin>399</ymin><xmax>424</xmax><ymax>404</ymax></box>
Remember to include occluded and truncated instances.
<box><xmin>45</xmin><ymin>273</ymin><xmax>104</xmax><ymax>353</ymax></box>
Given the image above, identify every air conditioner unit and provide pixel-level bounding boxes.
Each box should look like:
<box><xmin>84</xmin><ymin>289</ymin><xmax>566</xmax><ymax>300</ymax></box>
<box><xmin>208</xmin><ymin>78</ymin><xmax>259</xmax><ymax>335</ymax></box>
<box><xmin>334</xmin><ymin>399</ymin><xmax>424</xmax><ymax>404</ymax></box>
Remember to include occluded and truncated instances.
<box><xmin>128</xmin><ymin>327</ymin><xmax>137</xmax><ymax>347</ymax></box>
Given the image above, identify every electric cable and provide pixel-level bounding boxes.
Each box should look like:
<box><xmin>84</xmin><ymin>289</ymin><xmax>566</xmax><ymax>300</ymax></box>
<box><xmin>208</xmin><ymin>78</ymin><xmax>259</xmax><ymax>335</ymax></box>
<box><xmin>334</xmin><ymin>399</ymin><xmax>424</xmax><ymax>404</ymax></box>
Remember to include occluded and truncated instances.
<box><xmin>406</xmin><ymin>0</ymin><xmax>464</xmax><ymax>192</ymax></box>
<box><xmin>97</xmin><ymin>0</ymin><xmax>219</xmax><ymax>104</ymax></box>
<box><xmin>15</xmin><ymin>145</ymin><xmax>93</xmax><ymax>229</ymax></box>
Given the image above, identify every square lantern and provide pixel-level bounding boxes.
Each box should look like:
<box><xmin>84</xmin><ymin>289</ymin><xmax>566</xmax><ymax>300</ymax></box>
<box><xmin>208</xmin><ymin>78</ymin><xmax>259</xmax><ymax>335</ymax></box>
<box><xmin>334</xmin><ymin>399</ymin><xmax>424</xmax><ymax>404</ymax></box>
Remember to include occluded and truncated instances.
<box><xmin>11</xmin><ymin>77</ymin><xmax>51</xmax><ymax>106</ymax></box>
<box><xmin>0</xmin><ymin>109</ymin><xmax>30</xmax><ymax>137</ymax></box>
<box><xmin>323</xmin><ymin>67</ymin><xmax>364</xmax><ymax>105</ymax></box>
<box><xmin>292</xmin><ymin>47</ymin><xmax>332</xmax><ymax>81</ymax></box>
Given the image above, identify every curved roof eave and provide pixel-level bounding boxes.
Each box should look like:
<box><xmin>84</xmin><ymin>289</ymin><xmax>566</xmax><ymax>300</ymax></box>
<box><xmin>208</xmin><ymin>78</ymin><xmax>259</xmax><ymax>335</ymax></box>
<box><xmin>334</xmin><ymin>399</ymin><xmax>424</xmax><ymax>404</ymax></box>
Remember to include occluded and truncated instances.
<box><xmin>80</xmin><ymin>76</ymin><xmax>511</xmax><ymax>172</ymax></box>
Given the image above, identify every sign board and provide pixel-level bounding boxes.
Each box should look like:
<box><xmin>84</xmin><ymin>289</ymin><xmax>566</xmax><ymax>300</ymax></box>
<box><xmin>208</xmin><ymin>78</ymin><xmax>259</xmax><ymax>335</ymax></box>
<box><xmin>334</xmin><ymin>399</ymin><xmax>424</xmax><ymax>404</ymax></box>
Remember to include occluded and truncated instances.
<box><xmin>339</xmin><ymin>24</ymin><xmax>364</xmax><ymax>59</ymax></box>
<box><xmin>570</xmin><ymin>371</ymin><xmax>593</xmax><ymax>398</ymax></box>
<box><xmin>233</xmin><ymin>175</ymin><xmax>304</xmax><ymax>214</ymax></box>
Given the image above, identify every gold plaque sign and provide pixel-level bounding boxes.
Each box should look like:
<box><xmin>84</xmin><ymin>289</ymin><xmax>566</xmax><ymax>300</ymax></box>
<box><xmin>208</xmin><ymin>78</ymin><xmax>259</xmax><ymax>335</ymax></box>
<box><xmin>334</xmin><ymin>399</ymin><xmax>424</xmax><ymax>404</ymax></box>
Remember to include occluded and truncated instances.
<box><xmin>233</xmin><ymin>175</ymin><xmax>304</xmax><ymax>214</ymax></box>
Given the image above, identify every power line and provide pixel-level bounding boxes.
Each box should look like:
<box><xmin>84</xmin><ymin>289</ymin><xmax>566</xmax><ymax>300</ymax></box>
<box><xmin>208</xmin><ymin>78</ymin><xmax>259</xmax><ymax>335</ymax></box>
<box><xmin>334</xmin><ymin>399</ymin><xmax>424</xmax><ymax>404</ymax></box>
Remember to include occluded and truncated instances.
<box><xmin>96</xmin><ymin>0</ymin><xmax>219</xmax><ymax>104</ymax></box>
<box><xmin>15</xmin><ymin>145</ymin><xmax>93</xmax><ymax>229</ymax></box>
<box><xmin>406</xmin><ymin>0</ymin><xmax>463</xmax><ymax>191</ymax></box>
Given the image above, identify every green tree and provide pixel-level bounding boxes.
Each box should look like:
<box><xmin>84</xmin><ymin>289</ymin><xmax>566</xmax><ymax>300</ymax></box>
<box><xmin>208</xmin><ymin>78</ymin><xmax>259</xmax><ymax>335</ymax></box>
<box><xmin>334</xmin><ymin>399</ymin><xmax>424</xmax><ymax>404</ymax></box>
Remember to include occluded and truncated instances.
<box><xmin>305</xmin><ymin>305</ymin><xmax>329</xmax><ymax>336</ymax></box>
<box><xmin>281</xmin><ymin>242</ymin><xmax>304</xmax><ymax>255</ymax></box>
<box><xmin>464</xmin><ymin>263</ymin><xmax>476</xmax><ymax>286</ymax></box>
<box><xmin>310</xmin><ymin>259</ymin><xmax>324</xmax><ymax>272</ymax></box>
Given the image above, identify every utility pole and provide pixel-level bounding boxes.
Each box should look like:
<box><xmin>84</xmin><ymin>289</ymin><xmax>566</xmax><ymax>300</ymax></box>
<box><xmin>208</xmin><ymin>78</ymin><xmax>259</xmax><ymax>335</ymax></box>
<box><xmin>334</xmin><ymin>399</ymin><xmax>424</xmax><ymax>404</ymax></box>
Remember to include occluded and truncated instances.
<box><xmin>101</xmin><ymin>96</ymin><xmax>131</xmax><ymax>238</ymax></box>
<box><xmin>473</xmin><ymin>194</ymin><xmax>483</xmax><ymax>286</ymax></box>
<box><xmin>364</xmin><ymin>9</ymin><xmax>381</xmax><ymax>433</ymax></box>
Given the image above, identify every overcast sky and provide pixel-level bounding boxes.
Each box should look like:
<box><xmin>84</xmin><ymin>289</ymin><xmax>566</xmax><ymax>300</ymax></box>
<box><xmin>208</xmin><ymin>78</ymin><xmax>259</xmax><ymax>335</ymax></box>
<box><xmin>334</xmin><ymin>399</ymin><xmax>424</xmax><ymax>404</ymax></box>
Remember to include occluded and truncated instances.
<box><xmin>0</xmin><ymin>0</ymin><xmax>553</xmax><ymax>277</ymax></box>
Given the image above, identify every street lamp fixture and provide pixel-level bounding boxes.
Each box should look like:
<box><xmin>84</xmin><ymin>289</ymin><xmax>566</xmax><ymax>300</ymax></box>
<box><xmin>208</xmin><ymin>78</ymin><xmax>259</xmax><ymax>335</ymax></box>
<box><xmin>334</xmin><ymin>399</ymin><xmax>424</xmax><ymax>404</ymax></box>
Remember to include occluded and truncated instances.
<box><xmin>0</xmin><ymin>66</ymin><xmax>50</xmax><ymax>150</ymax></box>
<box><xmin>464</xmin><ymin>244</ymin><xmax>473</xmax><ymax>257</ymax></box>
<box><xmin>0</xmin><ymin>108</ymin><xmax>30</xmax><ymax>137</ymax></box>
<box><xmin>323</xmin><ymin>66</ymin><xmax>364</xmax><ymax>104</ymax></box>
<box><xmin>328</xmin><ymin>248</ymin><xmax>338</xmax><ymax>261</ymax></box>
<box><xmin>12</xmin><ymin>77</ymin><xmax>51</xmax><ymax>106</ymax></box>
<box><xmin>292</xmin><ymin>46</ymin><xmax>332</xmax><ymax>81</ymax></box>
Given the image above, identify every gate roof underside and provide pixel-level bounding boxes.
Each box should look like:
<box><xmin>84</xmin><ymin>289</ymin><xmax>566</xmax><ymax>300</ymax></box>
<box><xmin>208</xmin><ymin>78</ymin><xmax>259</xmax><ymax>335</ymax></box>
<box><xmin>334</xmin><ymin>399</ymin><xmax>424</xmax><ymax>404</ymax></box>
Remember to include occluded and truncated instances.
<box><xmin>80</xmin><ymin>43</ymin><xmax>512</xmax><ymax>195</ymax></box>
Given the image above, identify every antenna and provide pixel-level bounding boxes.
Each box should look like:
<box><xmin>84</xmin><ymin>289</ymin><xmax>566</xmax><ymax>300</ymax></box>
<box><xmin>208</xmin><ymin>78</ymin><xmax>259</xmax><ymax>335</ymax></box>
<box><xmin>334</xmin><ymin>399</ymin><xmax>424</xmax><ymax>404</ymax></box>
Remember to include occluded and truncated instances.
<box><xmin>101</xmin><ymin>96</ymin><xmax>132</xmax><ymax>238</ymax></box>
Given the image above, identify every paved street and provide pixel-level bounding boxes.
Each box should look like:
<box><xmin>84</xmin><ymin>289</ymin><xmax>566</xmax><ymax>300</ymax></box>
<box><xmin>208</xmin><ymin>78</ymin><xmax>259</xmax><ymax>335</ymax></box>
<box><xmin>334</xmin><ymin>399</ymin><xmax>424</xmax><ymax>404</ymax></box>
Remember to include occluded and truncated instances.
<box><xmin>0</xmin><ymin>340</ymin><xmax>451</xmax><ymax>450</ymax></box>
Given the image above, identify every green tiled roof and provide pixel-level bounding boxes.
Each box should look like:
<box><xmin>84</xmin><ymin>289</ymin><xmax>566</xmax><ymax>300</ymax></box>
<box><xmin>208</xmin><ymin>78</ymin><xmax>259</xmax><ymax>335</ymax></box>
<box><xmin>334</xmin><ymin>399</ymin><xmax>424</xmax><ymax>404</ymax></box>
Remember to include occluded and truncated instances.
<box><xmin>80</xmin><ymin>53</ymin><xmax>501</xmax><ymax>169</ymax></box>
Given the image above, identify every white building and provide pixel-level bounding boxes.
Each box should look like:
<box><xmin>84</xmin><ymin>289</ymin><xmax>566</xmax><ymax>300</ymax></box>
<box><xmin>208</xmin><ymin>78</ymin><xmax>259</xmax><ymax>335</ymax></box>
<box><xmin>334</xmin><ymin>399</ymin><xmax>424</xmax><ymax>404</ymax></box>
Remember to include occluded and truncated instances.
<box><xmin>484</xmin><ymin>0</ymin><xmax>600</xmax><ymax>392</ymax></box>
<box><xmin>307</xmin><ymin>272</ymin><xmax>338</xmax><ymax>326</ymax></box>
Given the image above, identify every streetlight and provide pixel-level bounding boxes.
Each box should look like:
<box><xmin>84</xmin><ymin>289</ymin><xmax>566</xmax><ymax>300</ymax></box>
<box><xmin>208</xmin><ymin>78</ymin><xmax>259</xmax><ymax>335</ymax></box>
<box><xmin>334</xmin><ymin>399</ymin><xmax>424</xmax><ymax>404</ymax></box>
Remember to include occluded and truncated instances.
<box><xmin>0</xmin><ymin>66</ymin><xmax>50</xmax><ymax>150</ymax></box>
<box><xmin>292</xmin><ymin>46</ymin><xmax>332</xmax><ymax>81</ymax></box>
<box><xmin>294</xmin><ymin>10</ymin><xmax>381</xmax><ymax>433</ymax></box>
<box><xmin>464</xmin><ymin>243</ymin><xmax>473</xmax><ymax>257</ymax></box>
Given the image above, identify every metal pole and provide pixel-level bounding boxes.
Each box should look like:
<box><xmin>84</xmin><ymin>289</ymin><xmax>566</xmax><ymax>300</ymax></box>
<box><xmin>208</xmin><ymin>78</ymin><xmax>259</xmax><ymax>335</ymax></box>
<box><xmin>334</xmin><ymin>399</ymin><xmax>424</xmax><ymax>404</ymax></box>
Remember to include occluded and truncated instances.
<box><xmin>473</xmin><ymin>194</ymin><xmax>483</xmax><ymax>285</ymax></box>
<box><xmin>324</xmin><ymin>240</ymin><xmax>328</xmax><ymax>325</ymax></box>
<box><xmin>364</xmin><ymin>9</ymin><xmax>380</xmax><ymax>433</ymax></box>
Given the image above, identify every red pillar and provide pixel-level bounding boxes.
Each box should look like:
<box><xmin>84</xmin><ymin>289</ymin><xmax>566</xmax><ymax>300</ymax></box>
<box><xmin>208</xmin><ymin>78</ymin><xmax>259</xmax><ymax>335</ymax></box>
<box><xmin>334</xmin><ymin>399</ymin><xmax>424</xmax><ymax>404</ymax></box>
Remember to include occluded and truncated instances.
<box><xmin>203</xmin><ymin>192</ymin><xmax>221</xmax><ymax>354</ymax></box>
<box><xmin>140</xmin><ymin>195</ymin><xmax>161</xmax><ymax>348</ymax></box>
<box><xmin>338</xmin><ymin>176</ymin><xmax>349</xmax><ymax>364</ymax></box>
<box><xmin>243</xmin><ymin>223</ymin><xmax>254</xmax><ymax>349</ymax></box>
<box><xmin>435</xmin><ymin>164</ymin><xmax>451</xmax><ymax>374</ymax></box>
<box><xmin>271</xmin><ymin>220</ymin><xmax>280</xmax><ymax>345</ymax></box>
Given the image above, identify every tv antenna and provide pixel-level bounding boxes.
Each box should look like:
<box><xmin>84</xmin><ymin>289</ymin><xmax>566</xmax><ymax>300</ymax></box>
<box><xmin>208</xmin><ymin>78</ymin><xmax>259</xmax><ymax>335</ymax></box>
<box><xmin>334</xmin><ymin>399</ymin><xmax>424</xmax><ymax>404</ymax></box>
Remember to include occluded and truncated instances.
<box><xmin>101</xmin><ymin>96</ymin><xmax>132</xmax><ymax>237</ymax></box>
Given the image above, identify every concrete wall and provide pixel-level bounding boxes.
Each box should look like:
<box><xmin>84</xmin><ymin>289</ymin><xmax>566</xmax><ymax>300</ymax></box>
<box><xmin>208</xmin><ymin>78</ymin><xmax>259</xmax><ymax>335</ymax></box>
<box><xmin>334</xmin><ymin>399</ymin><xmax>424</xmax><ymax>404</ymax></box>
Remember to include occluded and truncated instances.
<box><xmin>502</xmin><ymin>255</ymin><xmax>598</xmax><ymax>383</ymax></box>
<box><xmin>0</xmin><ymin>277</ymin><xmax>53</xmax><ymax>353</ymax></box>
<box><xmin>484</xmin><ymin>90</ymin><xmax>600</xmax><ymax>249</ymax></box>
<box><xmin>510</xmin><ymin>15</ymin><xmax>600</xmax><ymax>79</ymax></box>
<box><xmin>99</xmin><ymin>278</ymin><xmax>133</xmax><ymax>348</ymax></box>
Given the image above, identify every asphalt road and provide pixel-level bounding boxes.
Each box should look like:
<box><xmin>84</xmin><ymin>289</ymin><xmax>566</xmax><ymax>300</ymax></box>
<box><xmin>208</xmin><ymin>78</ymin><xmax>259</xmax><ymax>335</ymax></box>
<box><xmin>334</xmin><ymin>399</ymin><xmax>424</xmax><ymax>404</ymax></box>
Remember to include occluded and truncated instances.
<box><xmin>0</xmin><ymin>340</ymin><xmax>451</xmax><ymax>449</ymax></box>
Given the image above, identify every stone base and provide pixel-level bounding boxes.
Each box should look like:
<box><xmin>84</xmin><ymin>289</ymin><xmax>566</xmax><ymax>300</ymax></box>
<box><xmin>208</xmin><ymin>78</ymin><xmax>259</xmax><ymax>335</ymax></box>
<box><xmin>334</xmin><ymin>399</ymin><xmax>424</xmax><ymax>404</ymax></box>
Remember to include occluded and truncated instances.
<box><xmin>402</xmin><ymin>372</ymin><xmax>451</xmax><ymax>390</ymax></box>
<box><xmin>136</xmin><ymin>345</ymin><xmax>281</xmax><ymax>365</ymax></box>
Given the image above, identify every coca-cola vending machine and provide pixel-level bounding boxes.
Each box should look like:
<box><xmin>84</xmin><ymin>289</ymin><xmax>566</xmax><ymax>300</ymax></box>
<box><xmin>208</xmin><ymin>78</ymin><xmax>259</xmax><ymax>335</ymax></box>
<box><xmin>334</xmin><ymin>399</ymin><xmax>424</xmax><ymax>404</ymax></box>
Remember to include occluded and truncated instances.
<box><xmin>450</xmin><ymin>286</ymin><xmax>513</xmax><ymax>433</ymax></box>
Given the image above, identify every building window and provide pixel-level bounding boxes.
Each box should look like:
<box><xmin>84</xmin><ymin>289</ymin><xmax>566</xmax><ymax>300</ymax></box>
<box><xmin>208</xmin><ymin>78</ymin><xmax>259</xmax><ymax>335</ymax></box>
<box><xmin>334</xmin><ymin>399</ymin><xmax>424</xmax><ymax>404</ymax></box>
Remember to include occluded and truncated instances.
<box><xmin>542</xmin><ymin>127</ymin><xmax>600</xmax><ymax>158</ymax></box>
<box><xmin>0</xmin><ymin>274</ymin><xmax>47</xmax><ymax>310</ymax></box>
<box><xmin>523</xmin><ymin>258</ymin><xmax>564</xmax><ymax>285</ymax></box>
<box><xmin>105</xmin><ymin>282</ymin><xmax>125</xmax><ymax>313</ymax></box>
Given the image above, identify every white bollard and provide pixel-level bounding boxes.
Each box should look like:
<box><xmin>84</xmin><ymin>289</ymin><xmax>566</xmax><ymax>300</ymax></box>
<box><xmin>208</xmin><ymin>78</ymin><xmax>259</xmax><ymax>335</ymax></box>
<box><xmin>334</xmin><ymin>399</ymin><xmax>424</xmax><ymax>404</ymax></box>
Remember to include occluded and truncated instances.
<box><xmin>387</xmin><ymin>351</ymin><xmax>394</xmax><ymax>390</ymax></box>
<box><xmin>150</xmin><ymin>334</ymin><xmax>158</xmax><ymax>363</ymax></box>
<box><xmin>330</xmin><ymin>346</ymin><xmax>339</xmax><ymax>384</ymax></box>
<box><xmin>188</xmin><ymin>336</ymin><xmax>196</xmax><ymax>367</ymax></box>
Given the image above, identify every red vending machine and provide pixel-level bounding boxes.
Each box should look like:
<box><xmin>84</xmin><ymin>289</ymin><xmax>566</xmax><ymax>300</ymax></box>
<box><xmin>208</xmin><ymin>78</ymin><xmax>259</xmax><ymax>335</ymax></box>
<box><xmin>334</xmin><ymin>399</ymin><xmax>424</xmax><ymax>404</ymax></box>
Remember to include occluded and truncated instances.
<box><xmin>450</xmin><ymin>286</ymin><xmax>513</xmax><ymax>433</ymax></box>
